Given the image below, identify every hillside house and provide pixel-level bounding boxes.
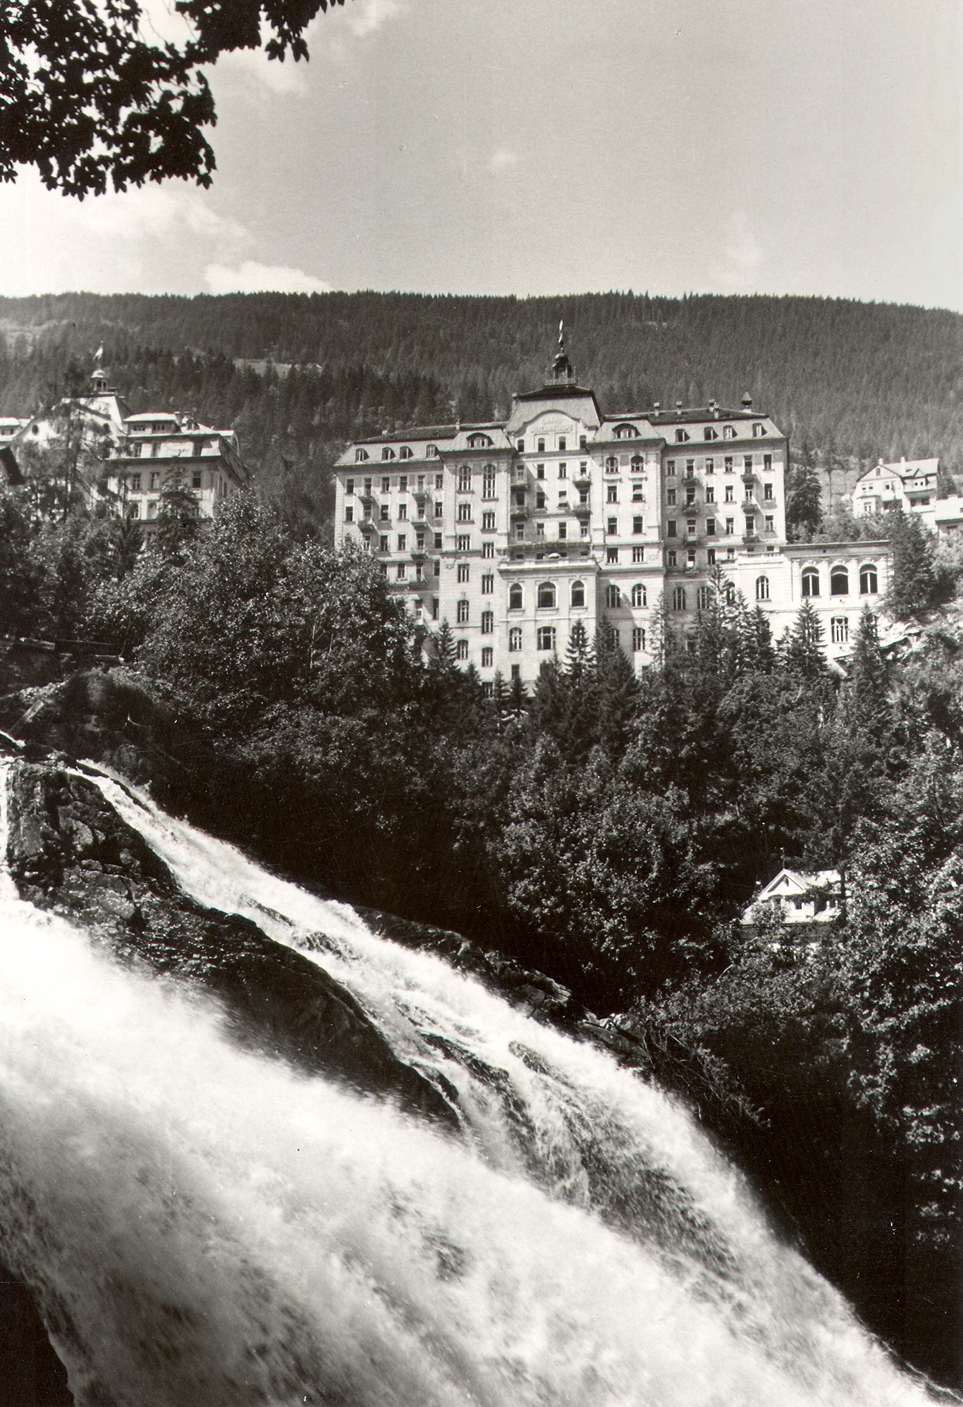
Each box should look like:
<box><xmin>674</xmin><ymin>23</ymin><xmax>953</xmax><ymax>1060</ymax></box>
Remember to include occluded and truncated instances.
<box><xmin>741</xmin><ymin>868</ymin><xmax>842</xmax><ymax>926</ymax></box>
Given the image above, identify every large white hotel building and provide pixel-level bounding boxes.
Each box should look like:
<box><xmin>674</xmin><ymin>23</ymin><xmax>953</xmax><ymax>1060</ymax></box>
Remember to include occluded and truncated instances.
<box><xmin>334</xmin><ymin>334</ymin><xmax>889</xmax><ymax>686</ymax></box>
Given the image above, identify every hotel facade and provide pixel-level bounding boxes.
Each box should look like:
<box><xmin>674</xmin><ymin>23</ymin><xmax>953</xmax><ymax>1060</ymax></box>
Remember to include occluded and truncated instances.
<box><xmin>333</xmin><ymin>337</ymin><xmax>890</xmax><ymax>686</ymax></box>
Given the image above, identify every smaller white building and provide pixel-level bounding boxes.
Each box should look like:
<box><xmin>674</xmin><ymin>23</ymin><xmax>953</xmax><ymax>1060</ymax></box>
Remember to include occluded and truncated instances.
<box><xmin>851</xmin><ymin>457</ymin><xmax>963</xmax><ymax>536</ymax></box>
<box><xmin>105</xmin><ymin>412</ymin><xmax>248</xmax><ymax>527</ymax></box>
<box><xmin>742</xmin><ymin>868</ymin><xmax>842</xmax><ymax>925</ymax></box>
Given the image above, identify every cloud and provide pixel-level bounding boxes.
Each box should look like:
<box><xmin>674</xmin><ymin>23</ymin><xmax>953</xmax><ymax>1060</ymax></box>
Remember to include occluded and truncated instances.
<box><xmin>212</xmin><ymin>46</ymin><xmax>311</xmax><ymax>97</ymax></box>
<box><xmin>205</xmin><ymin>260</ymin><xmax>332</xmax><ymax>295</ymax></box>
<box><xmin>712</xmin><ymin>211</ymin><xmax>764</xmax><ymax>291</ymax></box>
<box><xmin>346</xmin><ymin>0</ymin><xmax>405</xmax><ymax>39</ymax></box>
<box><xmin>488</xmin><ymin>148</ymin><xmax>520</xmax><ymax>175</ymax></box>
<box><xmin>74</xmin><ymin>184</ymin><xmax>248</xmax><ymax>248</ymax></box>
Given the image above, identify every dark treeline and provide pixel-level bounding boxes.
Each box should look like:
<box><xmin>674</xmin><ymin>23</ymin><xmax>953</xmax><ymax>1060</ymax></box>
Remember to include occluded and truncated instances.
<box><xmin>1</xmin><ymin>488</ymin><xmax>960</xmax><ymax>1387</ymax></box>
<box><xmin>1</xmin><ymin>292</ymin><xmax>961</xmax><ymax>523</ymax></box>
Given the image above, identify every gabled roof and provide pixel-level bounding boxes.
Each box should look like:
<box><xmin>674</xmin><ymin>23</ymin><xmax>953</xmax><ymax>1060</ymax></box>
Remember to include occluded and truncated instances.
<box><xmin>755</xmin><ymin>867</ymin><xmax>841</xmax><ymax>902</ymax></box>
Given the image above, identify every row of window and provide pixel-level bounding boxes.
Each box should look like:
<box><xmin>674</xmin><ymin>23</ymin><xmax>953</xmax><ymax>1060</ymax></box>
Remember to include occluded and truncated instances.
<box><xmin>666</xmin><ymin>514</ymin><xmax>776</xmax><ymax>537</ymax></box>
<box><xmin>801</xmin><ymin>565</ymin><xmax>878</xmax><ymax>597</ymax></box>
<box><xmin>672</xmin><ymin>423</ymin><xmax>768</xmax><ymax>444</ymax></box>
<box><xmin>667</xmin><ymin>483</ymin><xmax>774</xmax><ymax>505</ymax></box>
<box><xmin>355</xmin><ymin>444</ymin><xmax>441</xmax><ymax>462</ymax></box>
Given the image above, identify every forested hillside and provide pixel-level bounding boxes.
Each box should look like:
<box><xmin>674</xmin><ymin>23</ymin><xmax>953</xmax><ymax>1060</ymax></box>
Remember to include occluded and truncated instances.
<box><xmin>0</xmin><ymin>291</ymin><xmax>960</xmax><ymax>532</ymax></box>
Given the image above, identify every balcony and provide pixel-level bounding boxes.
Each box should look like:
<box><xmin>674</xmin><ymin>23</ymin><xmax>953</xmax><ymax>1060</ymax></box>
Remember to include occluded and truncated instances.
<box><xmin>574</xmin><ymin>501</ymin><xmax>591</xmax><ymax>518</ymax></box>
<box><xmin>574</xmin><ymin>468</ymin><xmax>592</xmax><ymax>486</ymax></box>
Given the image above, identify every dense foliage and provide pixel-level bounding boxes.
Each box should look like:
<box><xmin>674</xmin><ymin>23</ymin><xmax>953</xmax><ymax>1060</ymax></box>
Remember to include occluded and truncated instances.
<box><xmin>1</xmin><ymin>488</ymin><xmax>960</xmax><ymax>1386</ymax></box>
<box><xmin>0</xmin><ymin>291</ymin><xmax>960</xmax><ymax>538</ymax></box>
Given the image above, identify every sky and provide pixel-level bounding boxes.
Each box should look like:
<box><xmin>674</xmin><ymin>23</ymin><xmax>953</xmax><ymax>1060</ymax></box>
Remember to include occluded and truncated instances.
<box><xmin>0</xmin><ymin>0</ymin><xmax>959</xmax><ymax>310</ymax></box>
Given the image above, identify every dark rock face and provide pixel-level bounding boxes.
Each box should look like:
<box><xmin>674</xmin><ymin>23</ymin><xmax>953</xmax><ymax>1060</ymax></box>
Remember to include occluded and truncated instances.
<box><xmin>6</xmin><ymin>760</ymin><xmax>457</xmax><ymax>1131</ymax></box>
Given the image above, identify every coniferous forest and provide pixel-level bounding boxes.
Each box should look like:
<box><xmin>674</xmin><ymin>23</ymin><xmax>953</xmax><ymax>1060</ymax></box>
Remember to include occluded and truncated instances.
<box><xmin>0</xmin><ymin>290</ymin><xmax>961</xmax><ymax>535</ymax></box>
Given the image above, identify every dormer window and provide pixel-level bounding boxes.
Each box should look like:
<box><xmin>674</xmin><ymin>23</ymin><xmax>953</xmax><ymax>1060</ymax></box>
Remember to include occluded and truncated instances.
<box><xmin>426</xmin><ymin>444</ymin><xmax>437</xmax><ymax>457</ymax></box>
<box><xmin>355</xmin><ymin>449</ymin><xmax>369</xmax><ymax>462</ymax></box>
<box><xmin>614</xmin><ymin>424</ymin><xmax>638</xmax><ymax>440</ymax></box>
<box><xmin>704</xmin><ymin>427</ymin><xmax>718</xmax><ymax>441</ymax></box>
<box><xmin>752</xmin><ymin>424</ymin><xmax>767</xmax><ymax>437</ymax></box>
<box><xmin>382</xmin><ymin>447</ymin><xmax>396</xmax><ymax>460</ymax></box>
<box><xmin>675</xmin><ymin>429</ymin><xmax>690</xmax><ymax>443</ymax></box>
<box><xmin>468</xmin><ymin>433</ymin><xmax>493</xmax><ymax>448</ymax></box>
<box><xmin>723</xmin><ymin>426</ymin><xmax>736</xmax><ymax>440</ymax></box>
<box><xmin>399</xmin><ymin>446</ymin><xmax>413</xmax><ymax>459</ymax></box>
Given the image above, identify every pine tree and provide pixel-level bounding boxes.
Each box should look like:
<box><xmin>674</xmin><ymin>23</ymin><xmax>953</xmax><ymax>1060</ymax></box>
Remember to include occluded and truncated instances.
<box><xmin>849</xmin><ymin>606</ymin><xmax>890</xmax><ymax>737</ymax></box>
<box><xmin>156</xmin><ymin>462</ymin><xmax>201</xmax><ymax>558</ymax></box>
<box><xmin>785</xmin><ymin>601</ymin><xmax>828</xmax><ymax>680</ymax></box>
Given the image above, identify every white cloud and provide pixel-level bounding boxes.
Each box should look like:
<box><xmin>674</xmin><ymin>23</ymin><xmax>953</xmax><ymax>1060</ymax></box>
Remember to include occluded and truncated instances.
<box><xmin>488</xmin><ymin>148</ymin><xmax>520</xmax><ymax>175</ymax></box>
<box><xmin>347</xmin><ymin>0</ymin><xmax>405</xmax><ymax>39</ymax></box>
<box><xmin>212</xmin><ymin>46</ymin><xmax>311</xmax><ymax>97</ymax></box>
<box><xmin>205</xmin><ymin>260</ymin><xmax>331</xmax><ymax>295</ymax></box>
<box><xmin>73</xmin><ymin>183</ymin><xmax>248</xmax><ymax>247</ymax></box>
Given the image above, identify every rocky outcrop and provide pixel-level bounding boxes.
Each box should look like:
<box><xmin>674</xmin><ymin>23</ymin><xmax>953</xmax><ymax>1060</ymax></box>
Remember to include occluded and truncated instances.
<box><xmin>5</xmin><ymin>760</ymin><xmax>457</xmax><ymax>1130</ymax></box>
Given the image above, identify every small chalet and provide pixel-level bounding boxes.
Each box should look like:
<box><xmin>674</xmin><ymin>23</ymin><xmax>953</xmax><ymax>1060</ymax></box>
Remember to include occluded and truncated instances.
<box><xmin>742</xmin><ymin>868</ymin><xmax>842</xmax><ymax>926</ymax></box>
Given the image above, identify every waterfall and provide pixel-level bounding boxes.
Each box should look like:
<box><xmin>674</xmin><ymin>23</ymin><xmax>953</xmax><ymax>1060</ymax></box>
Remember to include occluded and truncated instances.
<box><xmin>0</xmin><ymin>758</ymin><xmax>947</xmax><ymax>1406</ymax></box>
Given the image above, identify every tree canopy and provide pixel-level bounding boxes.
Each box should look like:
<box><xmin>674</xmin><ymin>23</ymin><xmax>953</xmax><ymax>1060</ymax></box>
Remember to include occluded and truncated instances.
<box><xmin>0</xmin><ymin>1</ymin><xmax>344</xmax><ymax>196</ymax></box>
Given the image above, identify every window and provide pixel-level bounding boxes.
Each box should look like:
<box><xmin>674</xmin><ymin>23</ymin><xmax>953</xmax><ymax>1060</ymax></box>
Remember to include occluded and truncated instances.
<box><xmin>558</xmin><ymin>437</ymin><xmax>567</xmax><ymax>451</ymax></box>
<box><xmin>481</xmin><ymin>647</ymin><xmax>494</xmax><ymax>668</ymax></box>
<box><xmin>605</xmin><ymin>456</ymin><xmax>619</xmax><ymax>473</ymax></box>
<box><xmin>416</xmin><ymin>533</ymin><xmax>425</xmax><ymax>549</ymax></box>
<box><xmin>435</xmin><ymin>473</ymin><xmax>444</xmax><ymax>489</ymax></box>
<box><xmin>606</xmin><ymin>584</ymin><xmax>620</xmax><ymax>609</ymax></box>
<box><xmin>515</xmin><ymin>525</ymin><xmax>525</xmax><ymax>541</ymax></box>
<box><xmin>756</xmin><ymin>575</ymin><xmax>770</xmax><ymax>601</ymax></box>
<box><xmin>571</xmin><ymin>580</ymin><xmax>585</xmax><ymax>607</ymax></box>
<box><xmin>697</xmin><ymin>586</ymin><xmax>712</xmax><ymax>610</ymax></box>
<box><xmin>607</xmin><ymin>517</ymin><xmax>617</xmax><ymax>535</ymax></box>
<box><xmin>764</xmin><ymin>454</ymin><xmax>772</xmax><ymax>472</ymax></box>
<box><xmin>434</xmin><ymin>501</ymin><xmax>443</xmax><ymax>518</ymax></box>
<box><xmin>355</xmin><ymin>449</ymin><xmax>369</xmax><ymax>462</ymax></box>
<box><xmin>631</xmin><ymin>583</ymin><xmax>646</xmax><ymax>607</ymax></box>
<box><xmin>457</xmin><ymin>502</ymin><xmax>472</xmax><ymax>522</ymax></box>
<box><xmin>345</xmin><ymin>506</ymin><xmax>354</xmax><ymax>522</ymax></box>
<box><xmin>382</xmin><ymin>447</ymin><xmax>395</xmax><ymax>460</ymax></box>
<box><xmin>380</xmin><ymin>534</ymin><xmax>389</xmax><ymax>551</ymax></box>
<box><xmin>456</xmin><ymin>639</ymin><xmax>469</xmax><ymax>660</ymax></box>
<box><xmin>511</xmin><ymin>664</ymin><xmax>521</xmax><ymax>680</ymax></box>
<box><xmin>457</xmin><ymin>535</ymin><xmax>470</xmax><ymax>552</ymax></box>
<box><xmin>667</xmin><ymin>489</ymin><xmax>677</xmax><ymax>506</ymax></box>
<box><xmin>704</xmin><ymin>427</ymin><xmax>718</xmax><ymax>441</ymax></box>
<box><xmin>456</xmin><ymin>599</ymin><xmax>469</xmax><ymax>623</ymax></box>
<box><xmin>537</xmin><ymin>438</ymin><xmax>545</xmax><ymax>452</ymax></box>
<box><xmin>764</xmin><ymin>483</ymin><xmax>774</xmax><ymax>500</ymax></box>
<box><xmin>382</xmin><ymin>477</ymin><xmax>391</xmax><ymax>492</ymax></box>
<box><xmin>666</xmin><ymin>460</ymin><xmax>676</xmax><ymax>477</ymax></box>
<box><xmin>744</xmin><ymin>457</ymin><xmax>753</xmax><ymax>472</ymax></box>
<box><xmin>686</xmin><ymin>487</ymin><xmax>696</xmax><ymax>506</ymax></box>
<box><xmin>380</xmin><ymin>504</ymin><xmax>390</xmax><ymax>521</ymax></box>
<box><xmin>704</xmin><ymin>459</ymin><xmax>714</xmax><ymax>475</ymax></box>
<box><xmin>666</xmin><ymin>520</ymin><xmax>677</xmax><ymax>537</ymax></box>
<box><xmin>457</xmin><ymin>562</ymin><xmax>470</xmax><ymax>583</ymax></box>
<box><xmin>831</xmin><ymin>617</ymin><xmax>849</xmax><ymax>645</ymax></box>
<box><xmin>614</xmin><ymin>423</ymin><xmax>638</xmax><ymax>439</ymax></box>
<box><xmin>517</xmin><ymin>439</ymin><xmax>524</xmax><ymax>453</ymax></box>
<box><xmin>630</xmin><ymin>455</ymin><xmax>644</xmax><ymax>474</ymax></box>
<box><xmin>399</xmin><ymin>476</ymin><xmax>408</xmax><ymax>492</ymax></box>
<box><xmin>537</xmin><ymin>582</ymin><xmax>556</xmax><ymax>608</ymax></box>
<box><xmin>468</xmin><ymin>433</ymin><xmax>492</xmax><ymax>448</ymax></box>
<box><xmin>725</xmin><ymin>518</ymin><xmax>734</xmax><ymax>535</ymax></box>
<box><xmin>458</xmin><ymin>466</ymin><xmax>471</xmax><ymax>492</ymax></box>
<box><xmin>607</xmin><ymin>547</ymin><xmax>618</xmax><ymax>563</ymax></box>
<box><xmin>723</xmin><ymin>426</ymin><xmax>736</xmax><ymax>440</ymax></box>
<box><xmin>398</xmin><ymin>503</ymin><xmax>408</xmax><ymax>520</ymax></box>
<box><xmin>802</xmin><ymin>568</ymin><xmax>820</xmax><ymax>598</ymax></box>
<box><xmin>558</xmin><ymin>523</ymin><xmax>567</xmax><ymax>540</ymax></box>
<box><xmin>537</xmin><ymin>626</ymin><xmax>556</xmax><ymax>651</ymax></box>
<box><xmin>667</xmin><ymin>549</ymin><xmax>677</xmax><ymax>567</ymax></box>
<box><xmin>705</xmin><ymin>485</ymin><xmax>714</xmax><ymax>502</ymax></box>
<box><xmin>481</xmin><ymin>573</ymin><xmax>494</xmax><ymax>594</ymax></box>
<box><xmin>607</xmin><ymin>484</ymin><xmax>618</xmax><ymax>503</ymax></box>
<box><xmin>830</xmin><ymin>567</ymin><xmax>849</xmax><ymax>595</ymax></box>
<box><xmin>345</xmin><ymin>478</ymin><xmax>354</xmax><ymax>495</ymax></box>
<box><xmin>190</xmin><ymin>469</ymin><xmax>202</xmax><ymax>490</ymax></box>
<box><xmin>633</xmin><ymin>546</ymin><xmax>645</xmax><ymax>563</ymax></box>
<box><xmin>558</xmin><ymin>463</ymin><xmax>567</xmax><ymax>478</ymax></box>
<box><xmin>686</xmin><ymin>459</ymin><xmax>695</xmax><ymax>476</ymax></box>
<box><xmin>752</xmin><ymin>424</ymin><xmax>767</xmax><ymax>438</ymax></box>
<box><xmin>483</xmin><ymin>466</ymin><xmax>496</xmax><ymax>498</ymax></box>
<box><xmin>128</xmin><ymin>502</ymin><xmax>140</xmax><ymax>518</ymax></box>
<box><xmin>482</xmin><ymin>541</ymin><xmax>495</xmax><ymax>558</ymax></box>
<box><xmin>707</xmin><ymin>548</ymin><xmax>716</xmax><ymax>565</ymax></box>
<box><xmin>706</xmin><ymin>517</ymin><xmax>716</xmax><ymax>536</ymax></box>
<box><xmin>725</xmin><ymin>484</ymin><xmax>734</xmax><ymax>502</ymax></box>
<box><xmin>536</xmin><ymin>490</ymin><xmax>547</xmax><ymax>508</ymax></box>
<box><xmin>481</xmin><ymin>610</ymin><xmax>494</xmax><ymax>634</ymax></box>
<box><xmin>687</xmin><ymin>548</ymin><xmax>696</xmax><ymax>567</ymax></box>
<box><xmin>632</xmin><ymin>627</ymin><xmax>645</xmax><ymax>652</ymax></box>
<box><xmin>633</xmin><ymin>515</ymin><xmax>644</xmax><ymax>534</ymax></box>
<box><xmin>509</xmin><ymin>627</ymin><xmax>522</xmax><ymax>651</ymax></box>
<box><xmin>509</xmin><ymin>584</ymin><xmax>523</xmax><ymax>610</ymax></box>
<box><xmin>724</xmin><ymin>457</ymin><xmax>733</xmax><ymax>474</ymax></box>
<box><xmin>397</xmin><ymin>534</ymin><xmax>406</xmax><ymax>550</ymax></box>
<box><xmin>150</xmin><ymin>472</ymin><xmax>160</xmax><ymax>490</ymax></box>
<box><xmin>686</xmin><ymin>519</ymin><xmax>697</xmax><ymax>538</ymax></box>
<box><xmin>399</xmin><ymin>446</ymin><xmax>412</xmax><ymax>460</ymax></box>
<box><xmin>860</xmin><ymin>565</ymin><xmax>878</xmax><ymax>595</ymax></box>
<box><xmin>536</xmin><ymin>522</ymin><xmax>545</xmax><ymax>540</ymax></box>
<box><xmin>434</xmin><ymin>532</ymin><xmax>443</xmax><ymax>549</ymax></box>
<box><xmin>672</xmin><ymin>587</ymin><xmax>687</xmax><ymax>611</ymax></box>
<box><xmin>397</xmin><ymin>563</ymin><xmax>406</xmax><ymax>580</ymax></box>
<box><xmin>632</xmin><ymin>483</ymin><xmax>644</xmax><ymax>501</ymax></box>
<box><xmin>765</xmin><ymin>515</ymin><xmax>774</xmax><ymax>533</ymax></box>
<box><xmin>675</xmin><ymin>429</ymin><xmax>690</xmax><ymax>443</ymax></box>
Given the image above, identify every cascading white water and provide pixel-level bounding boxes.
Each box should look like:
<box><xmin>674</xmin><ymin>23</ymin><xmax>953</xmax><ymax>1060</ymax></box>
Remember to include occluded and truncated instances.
<box><xmin>0</xmin><ymin>757</ymin><xmax>946</xmax><ymax>1406</ymax></box>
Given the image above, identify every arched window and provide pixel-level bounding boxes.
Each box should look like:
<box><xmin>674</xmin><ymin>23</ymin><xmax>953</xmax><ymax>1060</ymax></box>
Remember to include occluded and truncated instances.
<box><xmin>672</xmin><ymin>586</ymin><xmax>687</xmax><ymax>611</ymax></box>
<box><xmin>537</xmin><ymin>582</ymin><xmax>556</xmax><ymax>609</ymax></box>
<box><xmin>704</xmin><ymin>427</ymin><xmax>718</xmax><ymax>441</ymax></box>
<box><xmin>606</xmin><ymin>584</ymin><xmax>620</xmax><ymax>609</ymax></box>
<box><xmin>509</xmin><ymin>584</ymin><xmax>523</xmax><ymax>610</ymax></box>
<box><xmin>630</xmin><ymin>455</ymin><xmax>644</xmax><ymax>473</ymax></box>
<box><xmin>537</xmin><ymin>626</ymin><xmax>556</xmax><ymax>652</ymax></box>
<box><xmin>605</xmin><ymin>456</ymin><xmax>619</xmax><ymax>473</ymax></box>
<box><xmin>859</xmin><ymin>565</ymin><xmax>878</xmax><ymax>595</ymax></box>
<box><xmin>697</xmin><ymin>585</ymin><xmax>712</xmax><ymax>610</ymax></box>
<box><xmin>508</xmin><ymin>627</ymin><xmax>522</xmax><ymax>652</ymax></box>
<box><xmin>458</xmin><ymin>466</ymin><xmax>471</xmax><ymax>492</ymax></box>
<box><xmin>382</xmin><ymin>447</ymin><xmax>396</xmax><ymax>460</ymax></box>
<box><xmin>571</xmin><ymin>580</ymin><xmax>585</xmax><ymax>607</ymax></box>
<box><xmin>468</xmin><ymin>433</ymin><xmax>493</xmax><ymax>448</ymax></box>
<box><xmin>675</xmin><ymin>429</ymin><xmax>690</xmax><ymax>443</ymax></box>
<box><xmin>631</xmin><ymin>583</ymin><xmax>646</xmax><ymax>607</ymax></box>
<box><xmin>399</xmin><ymin>446</ymin><xmax>413</xmax><ymax>460</ymax></box>
<box><xmin>614</xmin><ymin>423</ymin><xmax>638</xmax><ymax>439</ymax></box>
<box><xmin>755</xmin><ymin>575</ymin><xmax>770</xmax><ymax>601</ymax></box>
<box><xmin>355</xmin><ymin>448</ymin><xmax>369</xmax><ymax>462</ymax></box>
<box><xmin>801</xmin><ymin>568</ymin><xmax>820</xmax><ymax>598</ymax></box>
<box><xmin>830</xmin><ymin>567</ymin><xmax>849</xmax><ymax>596</ymax></box>
<box><xmin>724</xmin><ymin>583</ymin><xmax>736</xmax><ymax>606</ymax></box>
